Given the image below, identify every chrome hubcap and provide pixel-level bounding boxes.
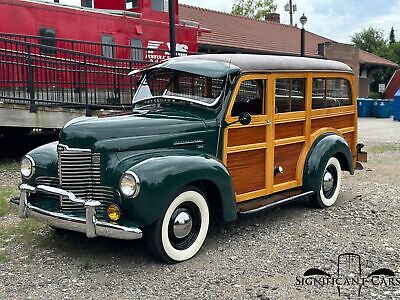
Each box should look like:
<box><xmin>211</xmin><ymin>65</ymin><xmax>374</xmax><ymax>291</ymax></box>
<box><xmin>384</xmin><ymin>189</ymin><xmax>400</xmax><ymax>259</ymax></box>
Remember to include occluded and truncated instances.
<box><xmin>172</xmin><ymin>210</ymin><xmax>193</xmax><ymax>239</ymax></box>
<box><xmin>323</xmin><ymin>171</ymin><xmax>334</xmax><ymax>193</ymax></box>
<box><xmin>322</xmin><ymin>164</ymin><xmax>338</xmax><ymax>199</ymax></box>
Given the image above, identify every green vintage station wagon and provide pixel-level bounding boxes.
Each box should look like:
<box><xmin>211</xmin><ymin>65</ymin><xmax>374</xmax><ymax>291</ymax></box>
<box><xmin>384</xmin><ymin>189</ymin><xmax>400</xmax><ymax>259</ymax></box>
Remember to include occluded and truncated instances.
<box><xmin>13</xmin><ymin>54</ymin><xmax>366</xmax><ymax>262</ymax></box>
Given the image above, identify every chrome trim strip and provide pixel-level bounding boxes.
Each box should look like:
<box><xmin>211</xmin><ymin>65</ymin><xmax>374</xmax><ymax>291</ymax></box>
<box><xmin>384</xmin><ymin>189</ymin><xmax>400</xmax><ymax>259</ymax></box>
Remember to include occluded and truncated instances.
<box><xmin>57</xmin><ymin>143</ymin><xmax>91</xmax><ymax>152</ymax></box>
<box><xmin>239</xmin><ymin>191</ymin><xmax>315</xmax><ymax>215</ymax></box>
<box><xmin>17</xmin><ymin>184</ymin><xmax>142</xmax><ymax>240</ymax></box>
<box><xmin>173</xmin><ymin>139</ymin><xmax>205</xmax><ymax>146</ymax></box>
<box><xmin>134</xmin><ymin>94</ymin><xmax>222</xmax><ymax>108</ymax></box>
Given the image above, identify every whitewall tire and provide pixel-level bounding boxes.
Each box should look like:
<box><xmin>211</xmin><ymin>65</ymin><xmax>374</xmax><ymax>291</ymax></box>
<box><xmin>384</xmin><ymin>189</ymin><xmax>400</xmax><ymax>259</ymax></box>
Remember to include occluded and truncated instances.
<box><xmin>311</xmin><ymin>157</ymin><xmax>342</xmax><ymax>208</ymax></box>
<box><xmin>146</xmin><ymin>188</ymin><xmax>209</xmax><ymax>263</ymax></box>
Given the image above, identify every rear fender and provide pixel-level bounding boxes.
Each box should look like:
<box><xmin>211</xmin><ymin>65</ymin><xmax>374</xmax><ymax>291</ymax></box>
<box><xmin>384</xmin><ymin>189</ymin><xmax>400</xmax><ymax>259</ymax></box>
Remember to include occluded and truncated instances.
<box><xmin>303</xmin><ymin>133</ymin><xmax>354</xmax><ymax>193</ymax></box>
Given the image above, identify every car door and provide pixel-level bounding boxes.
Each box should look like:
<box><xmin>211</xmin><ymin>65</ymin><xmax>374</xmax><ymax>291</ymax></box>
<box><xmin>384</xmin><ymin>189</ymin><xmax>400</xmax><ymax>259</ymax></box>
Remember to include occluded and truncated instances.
<box><xmin>272</xmin><ymin>74</ymin><xmax>308</xmax><ymax>193</ymax></box>
<box><xmin>223</xmin><ymin>74</ymin><xmax>274</xmax><ymax>202</ymax></box>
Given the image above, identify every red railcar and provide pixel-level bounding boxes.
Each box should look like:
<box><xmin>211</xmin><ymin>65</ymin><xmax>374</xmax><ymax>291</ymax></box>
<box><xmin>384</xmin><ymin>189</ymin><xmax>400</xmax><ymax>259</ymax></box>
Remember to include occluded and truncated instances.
<box><xmin>0</xmin><ymin>0</ymin><xmax>205</xmax><ymax>109</ymax></box>
<box><xmin>0</xmin><ymin>0</ymin><xmax>203</xmax><ymax>58</ymax></box>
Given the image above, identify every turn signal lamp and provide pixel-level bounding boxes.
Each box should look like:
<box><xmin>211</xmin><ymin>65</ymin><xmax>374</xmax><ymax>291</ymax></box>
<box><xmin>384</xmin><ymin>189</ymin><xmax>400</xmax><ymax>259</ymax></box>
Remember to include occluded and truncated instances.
<box><xmin>107</xmin><ymin>204</ymin><xmax>121</xmax><ymax>222</ymax></box>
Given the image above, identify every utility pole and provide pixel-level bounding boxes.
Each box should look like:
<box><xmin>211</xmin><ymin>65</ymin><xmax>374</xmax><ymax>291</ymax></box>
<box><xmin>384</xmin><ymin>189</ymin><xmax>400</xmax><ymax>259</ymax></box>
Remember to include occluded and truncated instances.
<box><xmin>168</xmin><ymin>0</ymin><xmax>177</xmax><ymax>57</ymax></box>
<box><xmin>284</xmin><ymin>0</ymin><xmax>297</xmax><ymax>26</ymax></box>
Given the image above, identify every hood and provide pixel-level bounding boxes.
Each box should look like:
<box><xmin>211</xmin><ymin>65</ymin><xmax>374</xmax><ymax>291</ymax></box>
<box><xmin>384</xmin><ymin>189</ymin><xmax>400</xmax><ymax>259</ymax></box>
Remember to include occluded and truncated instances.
<box><xmin>59</xmin><ymin>108</ymin><xmax>211</xmax><ymax>152</ymax></box>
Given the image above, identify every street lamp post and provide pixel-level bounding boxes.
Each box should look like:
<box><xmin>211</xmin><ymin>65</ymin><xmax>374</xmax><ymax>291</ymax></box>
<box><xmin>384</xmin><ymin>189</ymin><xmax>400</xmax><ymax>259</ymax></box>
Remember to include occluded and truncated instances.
<box><xmin>168</xmin><ymin>0</ymin><xmax>177</xmax><ymax>57</ymax></box>
<box><xmin>300</xmin><ymin>13</ymin><xmax>307</xmax><ymax>57</ymax></box>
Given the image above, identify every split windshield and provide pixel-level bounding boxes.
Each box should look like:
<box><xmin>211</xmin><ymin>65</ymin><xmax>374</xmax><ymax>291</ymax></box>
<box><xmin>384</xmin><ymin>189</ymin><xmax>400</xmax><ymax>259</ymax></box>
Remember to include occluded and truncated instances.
<box><xmin>132</xmin><ymin>69</ymin><xmax>226</xmax><ymax>108</ymax></box>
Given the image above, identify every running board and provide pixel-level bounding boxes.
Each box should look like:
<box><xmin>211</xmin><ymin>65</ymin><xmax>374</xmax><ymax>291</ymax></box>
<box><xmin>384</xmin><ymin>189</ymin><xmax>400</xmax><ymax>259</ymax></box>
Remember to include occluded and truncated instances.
<box><xmin>238</xmin><ymin>191</ymin><xmax>314</xmax><ymax>215</ymax></box>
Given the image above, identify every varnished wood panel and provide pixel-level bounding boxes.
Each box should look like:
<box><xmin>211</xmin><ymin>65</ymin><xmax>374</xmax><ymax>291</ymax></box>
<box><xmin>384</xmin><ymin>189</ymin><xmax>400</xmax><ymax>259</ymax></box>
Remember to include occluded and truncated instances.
<box><xmin>343</xmin><ymin>132</ymin><xmax>354</xmax><ymax>151</ymax></box>
<box><xmin>228</xmin><ymin>126</ymin><xmax>266</xmax><ymax>147</ymax></box>
<box><xmin>275</xmin><ymin>121</ymin><xmax>304</xmax><ymax>140</ymax></box>
<box><xmin>274</xmin><ymin>143</ymin><xmax>304</xmax><ymax>185</ymax></box>
<box><xmin>311</xmin><ymin>114</ymin><xmax>354</xmax><ymax>133</ymax></box>
<box><xmin>227</xmin><ymin>149</ymin><xmax>265</xmax><ymax>195</ymax></box>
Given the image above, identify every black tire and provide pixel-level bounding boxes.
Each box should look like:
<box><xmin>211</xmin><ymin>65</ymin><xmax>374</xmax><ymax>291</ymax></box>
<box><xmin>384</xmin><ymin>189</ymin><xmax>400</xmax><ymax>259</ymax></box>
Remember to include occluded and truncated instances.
<box><xmin>145</xmin><ymin>187</ymin><xmax>210</xmax><ymax>263</ymax></box>
<box><xmin>310</xmin><ymin>157</ymin><xmax>342</xmax><ymax>208</ymax></box>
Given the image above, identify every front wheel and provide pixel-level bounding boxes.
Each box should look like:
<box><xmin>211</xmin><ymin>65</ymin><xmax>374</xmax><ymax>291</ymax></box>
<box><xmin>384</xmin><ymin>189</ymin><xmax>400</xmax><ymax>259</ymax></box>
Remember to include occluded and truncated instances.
<box><xmin>311</xmin><ymin>157</ymin><xmax>342</xmax><ymax>208</ymax></box>
<box><xmin>145</xmin><ymin>188</ymin><xmax>210</xmax><ymax>263</ymax></box>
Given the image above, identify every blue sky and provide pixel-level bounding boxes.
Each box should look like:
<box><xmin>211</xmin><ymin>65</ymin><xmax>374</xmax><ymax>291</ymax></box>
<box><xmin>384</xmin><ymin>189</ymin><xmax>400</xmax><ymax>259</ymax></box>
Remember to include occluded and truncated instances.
<box><xmin>180</xmin><ymin>0</ymin><xmax>400</xmax><ymax>43</ymax></box>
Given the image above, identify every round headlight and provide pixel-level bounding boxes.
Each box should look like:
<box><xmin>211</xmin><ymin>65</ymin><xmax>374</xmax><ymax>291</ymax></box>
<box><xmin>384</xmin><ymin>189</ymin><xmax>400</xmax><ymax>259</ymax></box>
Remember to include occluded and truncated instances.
<box><xmin>120</xmin><ymin>171</ymin><xmax>140</xmax><ymax>197</ymax></box>
<box><xmin>21</xmin><ymin>155</ymin><xmax>35</xmax><ymax>178</ymax></box>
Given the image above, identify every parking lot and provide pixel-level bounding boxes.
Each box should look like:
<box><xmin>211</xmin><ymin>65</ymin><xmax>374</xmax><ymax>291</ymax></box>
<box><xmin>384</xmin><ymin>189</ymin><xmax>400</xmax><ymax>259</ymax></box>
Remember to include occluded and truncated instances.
<box><xmin>0</xmin><ymin>118</ymin><xmax>399</xmax><ymax>300</ymax></box>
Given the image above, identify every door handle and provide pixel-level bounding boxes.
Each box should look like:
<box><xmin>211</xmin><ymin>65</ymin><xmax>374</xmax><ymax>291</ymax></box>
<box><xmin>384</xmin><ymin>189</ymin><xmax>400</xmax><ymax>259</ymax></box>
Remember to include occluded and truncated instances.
<box><xmin>264</xmin><ymin>120</ymin><xmax>272</xmax><ymax>126</ymax></box>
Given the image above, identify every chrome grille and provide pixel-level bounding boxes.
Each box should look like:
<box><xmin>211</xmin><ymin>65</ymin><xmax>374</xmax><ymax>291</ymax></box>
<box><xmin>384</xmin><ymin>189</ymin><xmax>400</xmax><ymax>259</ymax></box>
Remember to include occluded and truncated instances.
<box><xmin>58</xmin><ymin>146</ymin><xmax>120</xmax><ymax>210</ymax></box>
<box><xmin>35</xmin><ymin>176</ymin><xmax>59</xmax><ymax>200</ymax></box>
<box><xmin>36</xmin><ymin>176</ymin><xmax>59</xmax><ymax>187</ymax></box>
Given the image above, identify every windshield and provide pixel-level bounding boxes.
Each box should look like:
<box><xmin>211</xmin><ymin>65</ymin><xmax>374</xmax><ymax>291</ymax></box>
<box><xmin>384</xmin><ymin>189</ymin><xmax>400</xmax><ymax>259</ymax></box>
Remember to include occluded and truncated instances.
<box><xmin>132</xmin><ymin>69</ymin><xmax>226</xmax><ymax>108</ymax></box>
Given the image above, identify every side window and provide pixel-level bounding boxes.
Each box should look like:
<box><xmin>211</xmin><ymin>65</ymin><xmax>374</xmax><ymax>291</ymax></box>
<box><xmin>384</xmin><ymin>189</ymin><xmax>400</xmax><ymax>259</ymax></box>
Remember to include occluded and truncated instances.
<box><xmin>126</xmin><ymin>0</ymin><xmax>138</xmax><ymax>9</ymax></box>
<box><xmin>39</xmin><ymin>28</ymin><xmax>56</xmax><ymax>55</ymax></box>
<box><xmin>152</xmin><ymin>0</ymin><xmax>168</xmax><ymax>12</ymax></box>
<box><xmin>81</xmin><ymin>0</ymin><xmax>93</xmax><ymax>8</ymax></box>
<box><xmin>312</xmin><ymin>78</ymin><xmax>352</xmax><ymax>109</ymax></box>
<box><xmin>101</xmin><ymin>35</ymin><xmax>114</xmax><ymax>59</ymax></box>
<box><xmin>130</xmin><ymin>38</ymin><xmax>143</xmax><ymax>61</ymax></box>
<box><xmin>231</xmin><ymin>79</ymin><xmax>265</xmax><ymax>117</ymax></box>
<box><xmin>275</xmin><ymin>78</ymin><xmax>306</xmax><ymax>113</ymax></box>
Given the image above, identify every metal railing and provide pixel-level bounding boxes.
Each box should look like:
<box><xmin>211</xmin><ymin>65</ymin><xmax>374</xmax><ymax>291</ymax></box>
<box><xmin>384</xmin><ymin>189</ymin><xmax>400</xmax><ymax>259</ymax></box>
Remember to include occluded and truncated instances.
<box><xmin>0</xmin><ymin>32</ymin><xmax>190</xmax><ymax>63</ymax></box>
<box><xmin>0</xmin><ymin>35</ymin><xmax>191</xmax><ymax>114</ymax></box>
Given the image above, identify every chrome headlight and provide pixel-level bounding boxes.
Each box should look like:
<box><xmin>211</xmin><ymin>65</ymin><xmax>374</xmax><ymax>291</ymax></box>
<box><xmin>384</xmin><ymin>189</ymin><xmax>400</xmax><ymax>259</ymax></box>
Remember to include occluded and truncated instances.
<box><xmin>21</xmin><ymin>155</ymin><xmax>35</xmax><ymax>179</ymax></box>
<box><xmin>119</xmin><ymin>171</ymin><xmax>140</xmax><ymax>197</ymax></box>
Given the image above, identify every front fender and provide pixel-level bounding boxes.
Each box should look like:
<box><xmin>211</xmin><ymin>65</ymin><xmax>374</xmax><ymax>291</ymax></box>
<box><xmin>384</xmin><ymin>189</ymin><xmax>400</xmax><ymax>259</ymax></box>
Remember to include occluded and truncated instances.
<box><xmin>303</xmin><ymin>133</ymin><xmax>354</xmax><ymax>193</ymax></box>
<box><xmin>116</xmin><ymin>150</ymin><xmax>237</xmax><ymax>227</ymax></box>
<box><xmin>24</xmin><ymin>141</ymin><xmax>59</xmax><ymax>185</ymax></box>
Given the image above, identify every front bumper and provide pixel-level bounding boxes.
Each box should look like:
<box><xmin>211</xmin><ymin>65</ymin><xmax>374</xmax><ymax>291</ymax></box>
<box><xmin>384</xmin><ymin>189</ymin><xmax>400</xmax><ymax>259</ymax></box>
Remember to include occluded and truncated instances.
<box><xmin>14</xmin><ymin>184</ymin><xmax>143</xmax><ymax>240</ymax></box>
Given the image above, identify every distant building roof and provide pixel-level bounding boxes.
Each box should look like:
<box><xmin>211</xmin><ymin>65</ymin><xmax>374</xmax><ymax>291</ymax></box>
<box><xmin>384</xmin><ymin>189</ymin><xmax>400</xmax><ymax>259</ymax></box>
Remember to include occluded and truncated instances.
<box><xmin>179</xmin><ymin>4</ymin><xmax>398</xmax><ymax>68</ymax></box>
<box><xmin>359</xmin><ymin>50</ymin><xmax>398</xmax><ymax>67</ymax></box>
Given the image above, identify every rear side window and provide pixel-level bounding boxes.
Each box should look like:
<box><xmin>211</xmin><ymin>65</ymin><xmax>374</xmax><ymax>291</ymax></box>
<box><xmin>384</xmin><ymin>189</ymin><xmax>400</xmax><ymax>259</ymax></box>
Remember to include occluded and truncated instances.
<box><xmin>231</xmin><ymin>80</ymin><xmax>265</xmax><ymax>117</ymax></box>
<box><xmin>275</xmin><ymin>78</ymin><xmax>306</xmax><ymax>113</ymax></box>
<box><xmin>39</xmin><ymin>28</ymin><xmax>56</xmax><ymax>55</ymax></box>
<box><xmin>312</xmin><ymin>78</ymin><xmax>352</xmax><ymax>109</ymax></box>
<box><xmin>101</xmin><ymin>35</ymin><xmax>114</xmax><ymax>59</ymax></box>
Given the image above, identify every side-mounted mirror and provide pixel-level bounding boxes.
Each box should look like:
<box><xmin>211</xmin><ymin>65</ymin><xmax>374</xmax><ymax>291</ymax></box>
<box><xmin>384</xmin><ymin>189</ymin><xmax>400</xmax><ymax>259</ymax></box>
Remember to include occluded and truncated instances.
<box><xmin>239</xmin><ymin>112</ymin><xmax>252</xmax><ymax>125</ymax></box>
<box><xmin>224</xmin><ymin>112</ymin><xmax>252</xmax><ymax>127</ymax></box>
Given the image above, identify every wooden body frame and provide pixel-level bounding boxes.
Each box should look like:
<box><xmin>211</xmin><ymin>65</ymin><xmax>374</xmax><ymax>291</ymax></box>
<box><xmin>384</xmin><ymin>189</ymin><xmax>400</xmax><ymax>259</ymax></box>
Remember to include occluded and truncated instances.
<box><xmin>223</xmin><ymin>72</ymin><xmax>357</xmax><ymax>203</ymax></box>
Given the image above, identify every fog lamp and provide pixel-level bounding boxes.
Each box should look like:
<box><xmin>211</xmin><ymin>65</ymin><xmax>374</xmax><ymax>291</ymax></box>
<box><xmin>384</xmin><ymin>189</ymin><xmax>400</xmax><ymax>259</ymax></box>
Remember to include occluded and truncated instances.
<box><xmin>107</xmin><ymin>204</ymin><xmax>121</xmax><ymax>222</ymax></box>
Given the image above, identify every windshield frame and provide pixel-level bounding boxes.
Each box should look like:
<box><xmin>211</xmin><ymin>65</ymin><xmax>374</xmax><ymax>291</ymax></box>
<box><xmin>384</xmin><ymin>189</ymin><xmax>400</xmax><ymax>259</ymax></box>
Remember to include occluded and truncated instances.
<box><xmin>132</xmin><ymin>69</ymin><xmax>229</xmax><ymax>108</ymax></box>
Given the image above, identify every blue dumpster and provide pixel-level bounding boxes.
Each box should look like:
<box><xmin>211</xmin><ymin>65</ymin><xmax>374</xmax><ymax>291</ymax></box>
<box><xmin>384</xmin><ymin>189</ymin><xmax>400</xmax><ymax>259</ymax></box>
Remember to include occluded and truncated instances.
<box><xmin>357</xmin><ymin>98</ymin><xmax>372</xmax><ymax>117</ymax></box>
<box><xmin>370</xmin><ymin>99</ymin><xmax>378</xmax><ymax>117</ymax></box>
<box><xmin>375</xmin><ymin>100</ymin><xmax>392</xmax><ymax>118</ymax></box>
<box><xmin>394</xmin><ymin>90</ymin><xmax>400</xmax><ymax>121</ymax></box>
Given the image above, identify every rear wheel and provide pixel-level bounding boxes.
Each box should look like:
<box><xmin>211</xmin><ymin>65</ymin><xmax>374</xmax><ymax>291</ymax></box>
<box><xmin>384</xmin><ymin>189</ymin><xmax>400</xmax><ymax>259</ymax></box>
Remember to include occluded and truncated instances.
<box><xmin>145</xmin><ymin>188</ymin><xmax>210</xmax><ymax>263</ymax></box>
<box><xmin>310</xmin><ymin>157</ymin><xmax>342</xmax><ymax>208</ymax></box>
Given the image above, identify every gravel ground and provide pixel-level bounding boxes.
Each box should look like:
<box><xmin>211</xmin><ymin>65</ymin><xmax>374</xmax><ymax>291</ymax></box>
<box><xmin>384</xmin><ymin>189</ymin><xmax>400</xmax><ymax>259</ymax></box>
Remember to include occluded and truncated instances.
<box><xmin>0</xmin><ymin>119</ymin><xmax>400</xmax><ymax>300</ymax></box>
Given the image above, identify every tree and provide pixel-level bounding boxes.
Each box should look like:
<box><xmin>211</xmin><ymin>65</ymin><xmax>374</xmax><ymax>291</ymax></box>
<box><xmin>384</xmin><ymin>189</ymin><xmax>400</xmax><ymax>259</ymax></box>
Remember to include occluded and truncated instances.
<box><xmin>232</xmin><ymin>0</ymin><xmax>277</xmax><ymax>20</ymax></box>
<box><xmin>351</xmin><ymin>27</ymin><xmax>386</xmax><ymax>53</ymax></box>
<box><xmin>389</xmin><ymin>27</ymin><xmax>396</xmax><ymax>45</ymax></box>
<box><xmin>351</xmin><ymin>27</ymin><xmax>399</xmax><ymax>94</ymax></box>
